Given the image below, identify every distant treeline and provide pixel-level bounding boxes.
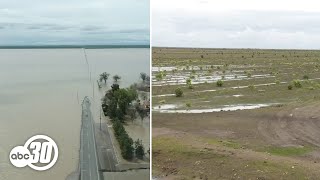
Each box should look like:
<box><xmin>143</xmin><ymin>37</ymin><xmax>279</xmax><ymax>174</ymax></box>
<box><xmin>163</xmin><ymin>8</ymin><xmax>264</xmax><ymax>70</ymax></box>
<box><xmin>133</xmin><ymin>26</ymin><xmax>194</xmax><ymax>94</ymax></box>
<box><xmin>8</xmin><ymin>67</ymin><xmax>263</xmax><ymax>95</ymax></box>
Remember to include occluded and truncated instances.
<box><xmin>0</xmin><ymin>45</ymin><xmax>150</xmax><ymax>49</ymax></box>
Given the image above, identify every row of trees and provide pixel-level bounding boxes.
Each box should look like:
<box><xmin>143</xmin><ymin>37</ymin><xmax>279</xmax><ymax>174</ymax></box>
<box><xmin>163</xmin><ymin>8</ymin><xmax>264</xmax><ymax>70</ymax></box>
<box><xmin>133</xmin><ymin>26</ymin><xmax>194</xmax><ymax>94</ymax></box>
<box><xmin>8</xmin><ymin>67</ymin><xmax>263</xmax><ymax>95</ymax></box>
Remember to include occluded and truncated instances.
<box><xmin>100</xmin><ymin>72</ymin><xmax>121</xmax><ymax>83</ymax></box>
<box><xmin>100</xmin><ymin>72</ymin><xmax>150</xmax><ymax>84</ymax></box>
<box><xmin>113</xmin><ymin>118</ymin><xmax>134</xmax><ymax>159</ymax></box>
<box><xmin>113</xmin><ymin>119</ymin><xmax>145</xmax><ymax>159</ymax></box>
<box><xmin>102</xmin><ymin>83</ymin><xmax>146</xmax><ymax>160</ymax></box>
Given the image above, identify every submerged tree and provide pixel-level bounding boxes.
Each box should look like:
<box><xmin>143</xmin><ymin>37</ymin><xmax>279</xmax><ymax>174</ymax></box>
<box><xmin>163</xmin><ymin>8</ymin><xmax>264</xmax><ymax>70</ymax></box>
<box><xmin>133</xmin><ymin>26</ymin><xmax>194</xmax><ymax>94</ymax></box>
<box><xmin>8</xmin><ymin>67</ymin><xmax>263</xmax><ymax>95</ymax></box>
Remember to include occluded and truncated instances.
<box><xmin>138</xmin><ymin>109</ymin><xmax>148</xmax><ymax>121</ymax></box>
<box><xmin>99</xmin><ymin>72</ymin><xmax>110</xmax><ymax>83</ymax></box>
<box><xmin>145</xmin><ymin>75</ymin><xmax>150</xmax><ymax>82</ymax></box>
<box><xmin>140</xmin><ymin>72</ymin><xmax>147</xmax><ymax>82</ymax></box>
<box><xmin>113</xmin><ymin>75</ymin><xmax>121</xmax><ymax>82</ymax></box>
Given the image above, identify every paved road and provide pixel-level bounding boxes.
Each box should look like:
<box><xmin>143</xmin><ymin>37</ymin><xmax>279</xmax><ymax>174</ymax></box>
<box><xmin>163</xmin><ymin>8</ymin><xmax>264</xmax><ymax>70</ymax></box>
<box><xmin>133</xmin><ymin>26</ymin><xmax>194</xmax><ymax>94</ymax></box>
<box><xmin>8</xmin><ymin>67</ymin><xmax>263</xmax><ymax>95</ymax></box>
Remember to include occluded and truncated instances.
<box><xmin>95</xmin><ymin>122</ymin><xmax>118</xmax><ymax>172</ymax></box>
<box><xmin>80</xmin><ymin>97</ymin><xmax>103</xmax><ymax>180</ymax></box>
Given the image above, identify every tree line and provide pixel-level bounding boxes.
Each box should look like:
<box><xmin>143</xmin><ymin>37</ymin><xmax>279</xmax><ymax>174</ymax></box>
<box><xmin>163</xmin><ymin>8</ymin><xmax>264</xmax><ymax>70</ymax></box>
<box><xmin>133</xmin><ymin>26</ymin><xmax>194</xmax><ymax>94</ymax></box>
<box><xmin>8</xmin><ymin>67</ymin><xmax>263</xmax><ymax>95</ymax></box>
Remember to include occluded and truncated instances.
<box><xmin>101</xmin><ymin>78</ymin><xmax>147</xmax><ymax>160</ymax></box>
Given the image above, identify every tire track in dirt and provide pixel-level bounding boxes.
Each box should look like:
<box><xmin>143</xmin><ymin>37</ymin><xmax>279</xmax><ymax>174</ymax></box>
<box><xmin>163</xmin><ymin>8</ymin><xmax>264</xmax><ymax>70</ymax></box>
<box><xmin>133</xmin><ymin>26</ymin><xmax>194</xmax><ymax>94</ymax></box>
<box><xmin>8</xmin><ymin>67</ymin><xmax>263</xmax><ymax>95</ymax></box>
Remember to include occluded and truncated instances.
<box><xmin>155</xmin><ymin>132</ymin><xmax>320</xmax><ymax>179</ymax></box>
<box><xmin>258</xmin><ymin>102</ymin><xmax>320</xmax><ymax>147</ymax></box>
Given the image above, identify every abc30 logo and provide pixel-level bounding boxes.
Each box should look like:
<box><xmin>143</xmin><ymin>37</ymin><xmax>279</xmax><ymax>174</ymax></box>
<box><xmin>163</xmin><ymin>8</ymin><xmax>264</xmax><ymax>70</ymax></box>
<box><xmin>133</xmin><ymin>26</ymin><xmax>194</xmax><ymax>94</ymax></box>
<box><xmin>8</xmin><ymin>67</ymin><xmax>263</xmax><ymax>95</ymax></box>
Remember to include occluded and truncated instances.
<box><xmin>9</xmin><ymin>135</ymin><xmax>59</xmax><ymax>171</ymax></box>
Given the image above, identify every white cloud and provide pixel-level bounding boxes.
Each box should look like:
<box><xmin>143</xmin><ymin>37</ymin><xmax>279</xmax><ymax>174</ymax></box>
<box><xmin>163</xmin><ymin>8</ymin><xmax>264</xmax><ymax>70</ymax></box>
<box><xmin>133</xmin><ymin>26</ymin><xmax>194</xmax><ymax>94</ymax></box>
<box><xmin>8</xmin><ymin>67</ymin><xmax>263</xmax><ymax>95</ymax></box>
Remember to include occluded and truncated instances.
<box><xmin>0</xmin><ymin>0</ymin><xmax>149</xmax><ymax>45</ymax></box>
<box><xmin>152</xmin><ymin>0</ymin><xmax>320</xmax><ymax>49</ymax></box>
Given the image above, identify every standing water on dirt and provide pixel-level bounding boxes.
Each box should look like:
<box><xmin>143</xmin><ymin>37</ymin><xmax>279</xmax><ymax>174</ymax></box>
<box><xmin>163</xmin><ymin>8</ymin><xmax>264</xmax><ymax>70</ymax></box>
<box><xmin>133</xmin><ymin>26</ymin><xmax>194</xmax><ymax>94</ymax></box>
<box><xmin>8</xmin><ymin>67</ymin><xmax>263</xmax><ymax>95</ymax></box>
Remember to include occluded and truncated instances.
<box><xmin>0</xmin><ymin>48</ymin><xmax>149</xmax><ymax>180</ymax></box>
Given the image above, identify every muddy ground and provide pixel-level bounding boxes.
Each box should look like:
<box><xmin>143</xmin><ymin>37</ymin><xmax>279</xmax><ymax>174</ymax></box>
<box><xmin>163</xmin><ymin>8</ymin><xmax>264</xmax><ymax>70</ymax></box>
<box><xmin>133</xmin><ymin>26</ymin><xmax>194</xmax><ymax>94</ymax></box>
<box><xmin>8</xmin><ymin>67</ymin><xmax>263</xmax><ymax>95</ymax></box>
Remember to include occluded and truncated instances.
<box><xmin>153</xmin><ymin>103</ymin><xmax>320</xmax><ymax>179</ymax></box>
<box><xmin>152</xmin><ymin>48</ymin><xmax>320</xmax><ymax>179</ymax></box>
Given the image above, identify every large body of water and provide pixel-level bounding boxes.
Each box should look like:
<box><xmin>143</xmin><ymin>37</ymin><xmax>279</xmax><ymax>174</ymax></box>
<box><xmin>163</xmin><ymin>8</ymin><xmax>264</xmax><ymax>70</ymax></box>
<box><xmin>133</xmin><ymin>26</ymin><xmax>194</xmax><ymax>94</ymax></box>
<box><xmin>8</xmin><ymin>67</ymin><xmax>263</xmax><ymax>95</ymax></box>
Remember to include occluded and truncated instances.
<box><xmin>0</xmin><ymin>48</ymin><xmax>149</xmax><ymax>180</ymax></box>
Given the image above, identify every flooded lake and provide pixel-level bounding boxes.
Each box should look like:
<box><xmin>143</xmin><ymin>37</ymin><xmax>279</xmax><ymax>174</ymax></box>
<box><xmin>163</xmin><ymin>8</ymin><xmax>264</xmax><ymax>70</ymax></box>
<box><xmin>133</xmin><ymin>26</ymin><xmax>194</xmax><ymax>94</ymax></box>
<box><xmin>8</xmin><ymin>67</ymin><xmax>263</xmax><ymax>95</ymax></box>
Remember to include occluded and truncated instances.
<box><xmin>0</xmin><ymin>48</ymin><xmax>149</xmax><ymax>180</ymax></box>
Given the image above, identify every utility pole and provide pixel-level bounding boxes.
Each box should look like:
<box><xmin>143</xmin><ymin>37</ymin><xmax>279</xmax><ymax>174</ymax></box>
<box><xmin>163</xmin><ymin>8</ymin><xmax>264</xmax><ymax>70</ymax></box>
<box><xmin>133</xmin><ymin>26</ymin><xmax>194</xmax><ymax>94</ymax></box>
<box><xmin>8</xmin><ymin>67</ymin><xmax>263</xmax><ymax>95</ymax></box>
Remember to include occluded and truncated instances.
<box><xmin>100</xmin><ymin>107</ymin><xmax>101</xmax><ymax>130</ymax></box>
<box><xmin>77</xmin><ymin>90</ymin><xmax>79</xmax><ymax>104</ymax></box>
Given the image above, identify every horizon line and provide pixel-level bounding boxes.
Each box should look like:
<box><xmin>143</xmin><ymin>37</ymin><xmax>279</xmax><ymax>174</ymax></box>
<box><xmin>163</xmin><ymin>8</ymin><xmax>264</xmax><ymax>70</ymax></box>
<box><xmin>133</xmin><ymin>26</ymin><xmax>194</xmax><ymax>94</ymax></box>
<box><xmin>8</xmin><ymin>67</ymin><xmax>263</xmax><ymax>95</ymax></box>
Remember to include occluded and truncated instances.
<box><xmin>152</xmin><ymin>46</ymin><xmax>320</xmax><ymax>51</ymax></box>
<box><xmin>0</xmin><ymin>44</ymin><xmax>150</xmax><ymax>49</ymax></box>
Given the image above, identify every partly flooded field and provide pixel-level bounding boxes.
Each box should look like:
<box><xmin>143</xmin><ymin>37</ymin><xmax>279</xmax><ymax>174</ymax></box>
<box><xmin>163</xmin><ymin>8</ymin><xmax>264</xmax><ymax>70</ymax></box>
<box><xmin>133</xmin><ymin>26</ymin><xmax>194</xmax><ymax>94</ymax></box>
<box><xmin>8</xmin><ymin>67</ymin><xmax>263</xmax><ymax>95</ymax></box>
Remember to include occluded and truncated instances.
<box><xmin>152</xmin><ymin>48</ymin><xmax>320</xmax><ymax>111</ymax></box>
<box><xmin>152</xmin><ymin>48</ymin><xmax>320</xmax><ymax>179</ymax></box>
<box><xmin>0</xmin><ymin>48</ymin><xmax>149</xmax><ymax>180</ymax></box>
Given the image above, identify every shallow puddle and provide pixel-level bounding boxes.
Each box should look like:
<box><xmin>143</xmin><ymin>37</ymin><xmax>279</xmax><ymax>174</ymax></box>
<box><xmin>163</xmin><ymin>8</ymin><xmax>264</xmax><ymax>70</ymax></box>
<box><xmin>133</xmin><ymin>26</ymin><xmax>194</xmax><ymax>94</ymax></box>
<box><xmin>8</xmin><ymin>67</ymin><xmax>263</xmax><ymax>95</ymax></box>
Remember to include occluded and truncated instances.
<box><xmin>152</xmin><ymin>72</ymin><xmax>274</xmax><ymax>86</ymax></box>
<box><xmin>153</xmin><ymin>103</ymin><xmax>276</xmax><ymax>113</ymax></box>
<box><xmin>152</xmin><ymin>94</ymin><xmax>175</xmax><ymax>97</ymax></box>
<box><xmin>153</xmin><ymin>104</ymin><xmax>179</xmax><ymax>110</ymax></box>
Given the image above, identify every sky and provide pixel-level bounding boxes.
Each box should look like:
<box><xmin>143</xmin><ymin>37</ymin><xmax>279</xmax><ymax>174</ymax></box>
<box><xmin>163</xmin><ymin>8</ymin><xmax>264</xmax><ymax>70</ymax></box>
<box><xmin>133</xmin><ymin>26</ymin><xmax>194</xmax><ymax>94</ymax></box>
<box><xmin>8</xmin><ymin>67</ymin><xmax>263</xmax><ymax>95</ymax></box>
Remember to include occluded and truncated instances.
<box><xmin>152</xmin><ymin>0</ymin><xmax>320</xmax><ymax>49</ymax></box>
<box><xmin>0</xmin><ymin>0</ymin><xmax>149</xmax><ymax>45</ymax></box>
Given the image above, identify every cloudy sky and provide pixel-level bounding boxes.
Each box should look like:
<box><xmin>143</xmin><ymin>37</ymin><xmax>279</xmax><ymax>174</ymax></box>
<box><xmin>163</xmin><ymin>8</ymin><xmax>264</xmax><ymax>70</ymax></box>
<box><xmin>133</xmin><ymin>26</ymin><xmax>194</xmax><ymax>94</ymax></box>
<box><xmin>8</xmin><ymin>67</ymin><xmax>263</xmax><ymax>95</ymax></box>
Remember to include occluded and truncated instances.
<box><xmin>152</xmin><ymin>0</ymin><xmax>320</xmax><ymax>49</ymax></box>
<box><xmin>0</xmin><ymin>0</ymin><xmax>149</xmax><ymax>45</ymax></box>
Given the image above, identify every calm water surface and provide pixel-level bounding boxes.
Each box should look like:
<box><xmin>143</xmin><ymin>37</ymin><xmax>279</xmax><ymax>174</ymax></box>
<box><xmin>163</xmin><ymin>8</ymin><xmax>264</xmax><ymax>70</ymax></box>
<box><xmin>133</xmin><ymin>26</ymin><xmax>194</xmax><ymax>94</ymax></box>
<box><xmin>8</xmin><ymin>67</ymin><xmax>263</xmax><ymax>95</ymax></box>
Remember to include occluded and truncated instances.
<box><xmin>0</xmin><ymin>48</ymin><xmax>149</xmax><ymax>180</ymax></box>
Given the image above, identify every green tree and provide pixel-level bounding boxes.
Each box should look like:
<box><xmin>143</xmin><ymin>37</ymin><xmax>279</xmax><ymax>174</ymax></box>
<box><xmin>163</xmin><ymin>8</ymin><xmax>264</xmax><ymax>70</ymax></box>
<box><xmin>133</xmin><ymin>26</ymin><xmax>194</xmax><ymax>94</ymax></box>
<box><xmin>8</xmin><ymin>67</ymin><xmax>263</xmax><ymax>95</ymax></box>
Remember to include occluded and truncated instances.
<box><xmin>293</xmin><ymin>80</ymin><xmax>302</xmax><ymax>88</ymax></box>
<box><xmin>155</xmin><ymin>71</ymin><xmax>166</xmax><ymax>81</ymax></box>
<box><xmin>107</xmin><ymin>97</ymin><xmax>117</xmax><ymax>118</ymax></box>
<box><xmin>113</xmin><ymin>119</ymin><xmax>125</xmax><ymax>137</ymax></box>
<box><xmin>127</xmin><ymin>88</ymin><xmax>138</xmax><ymax>102</ymax></box>
<box><xmin>114</xmin><ymin>89</ymin><xmax>135</xmax><ymax>115</ymax></box>
<box><xmin>186</xmin><ymin>78</ymin><xmax>192</xmax><ymax>85</ymax></box>
<box><xmin>186</xmin><ymin>102</ymin><xmax>191</xmax><ymax>108</ymax></box>
<box><xmin>111</xmin><ymin>84</ymin><xmax>120</xmax><ymax>92</ymax></box>
<box><xmin>216</xmin><ymin>80</ymin><xmax>223</xmax><ymax>87</ymax></box>
<box><xmin>135</xmin><ymin>139</ymin><xmax>145</xmax><ymax>159</ymax></box>
<box><xmin>155</xmin><ymin>73</ymin><xmax>163</xmax><ymax>80</ymax></box>
<box><xmin>119</xmin><ymin>134</ymin><xmax>134</xmax><ymax>160</ymax></box>
<box><xmin>116</xmin><ymin>108</ymin><xmax>125</xmax><ymax>121</ymax></box>
<box><xmin>175</xmin><ymin>87</ymin><xmax>183</xmax><ymax>97</ymax></box>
